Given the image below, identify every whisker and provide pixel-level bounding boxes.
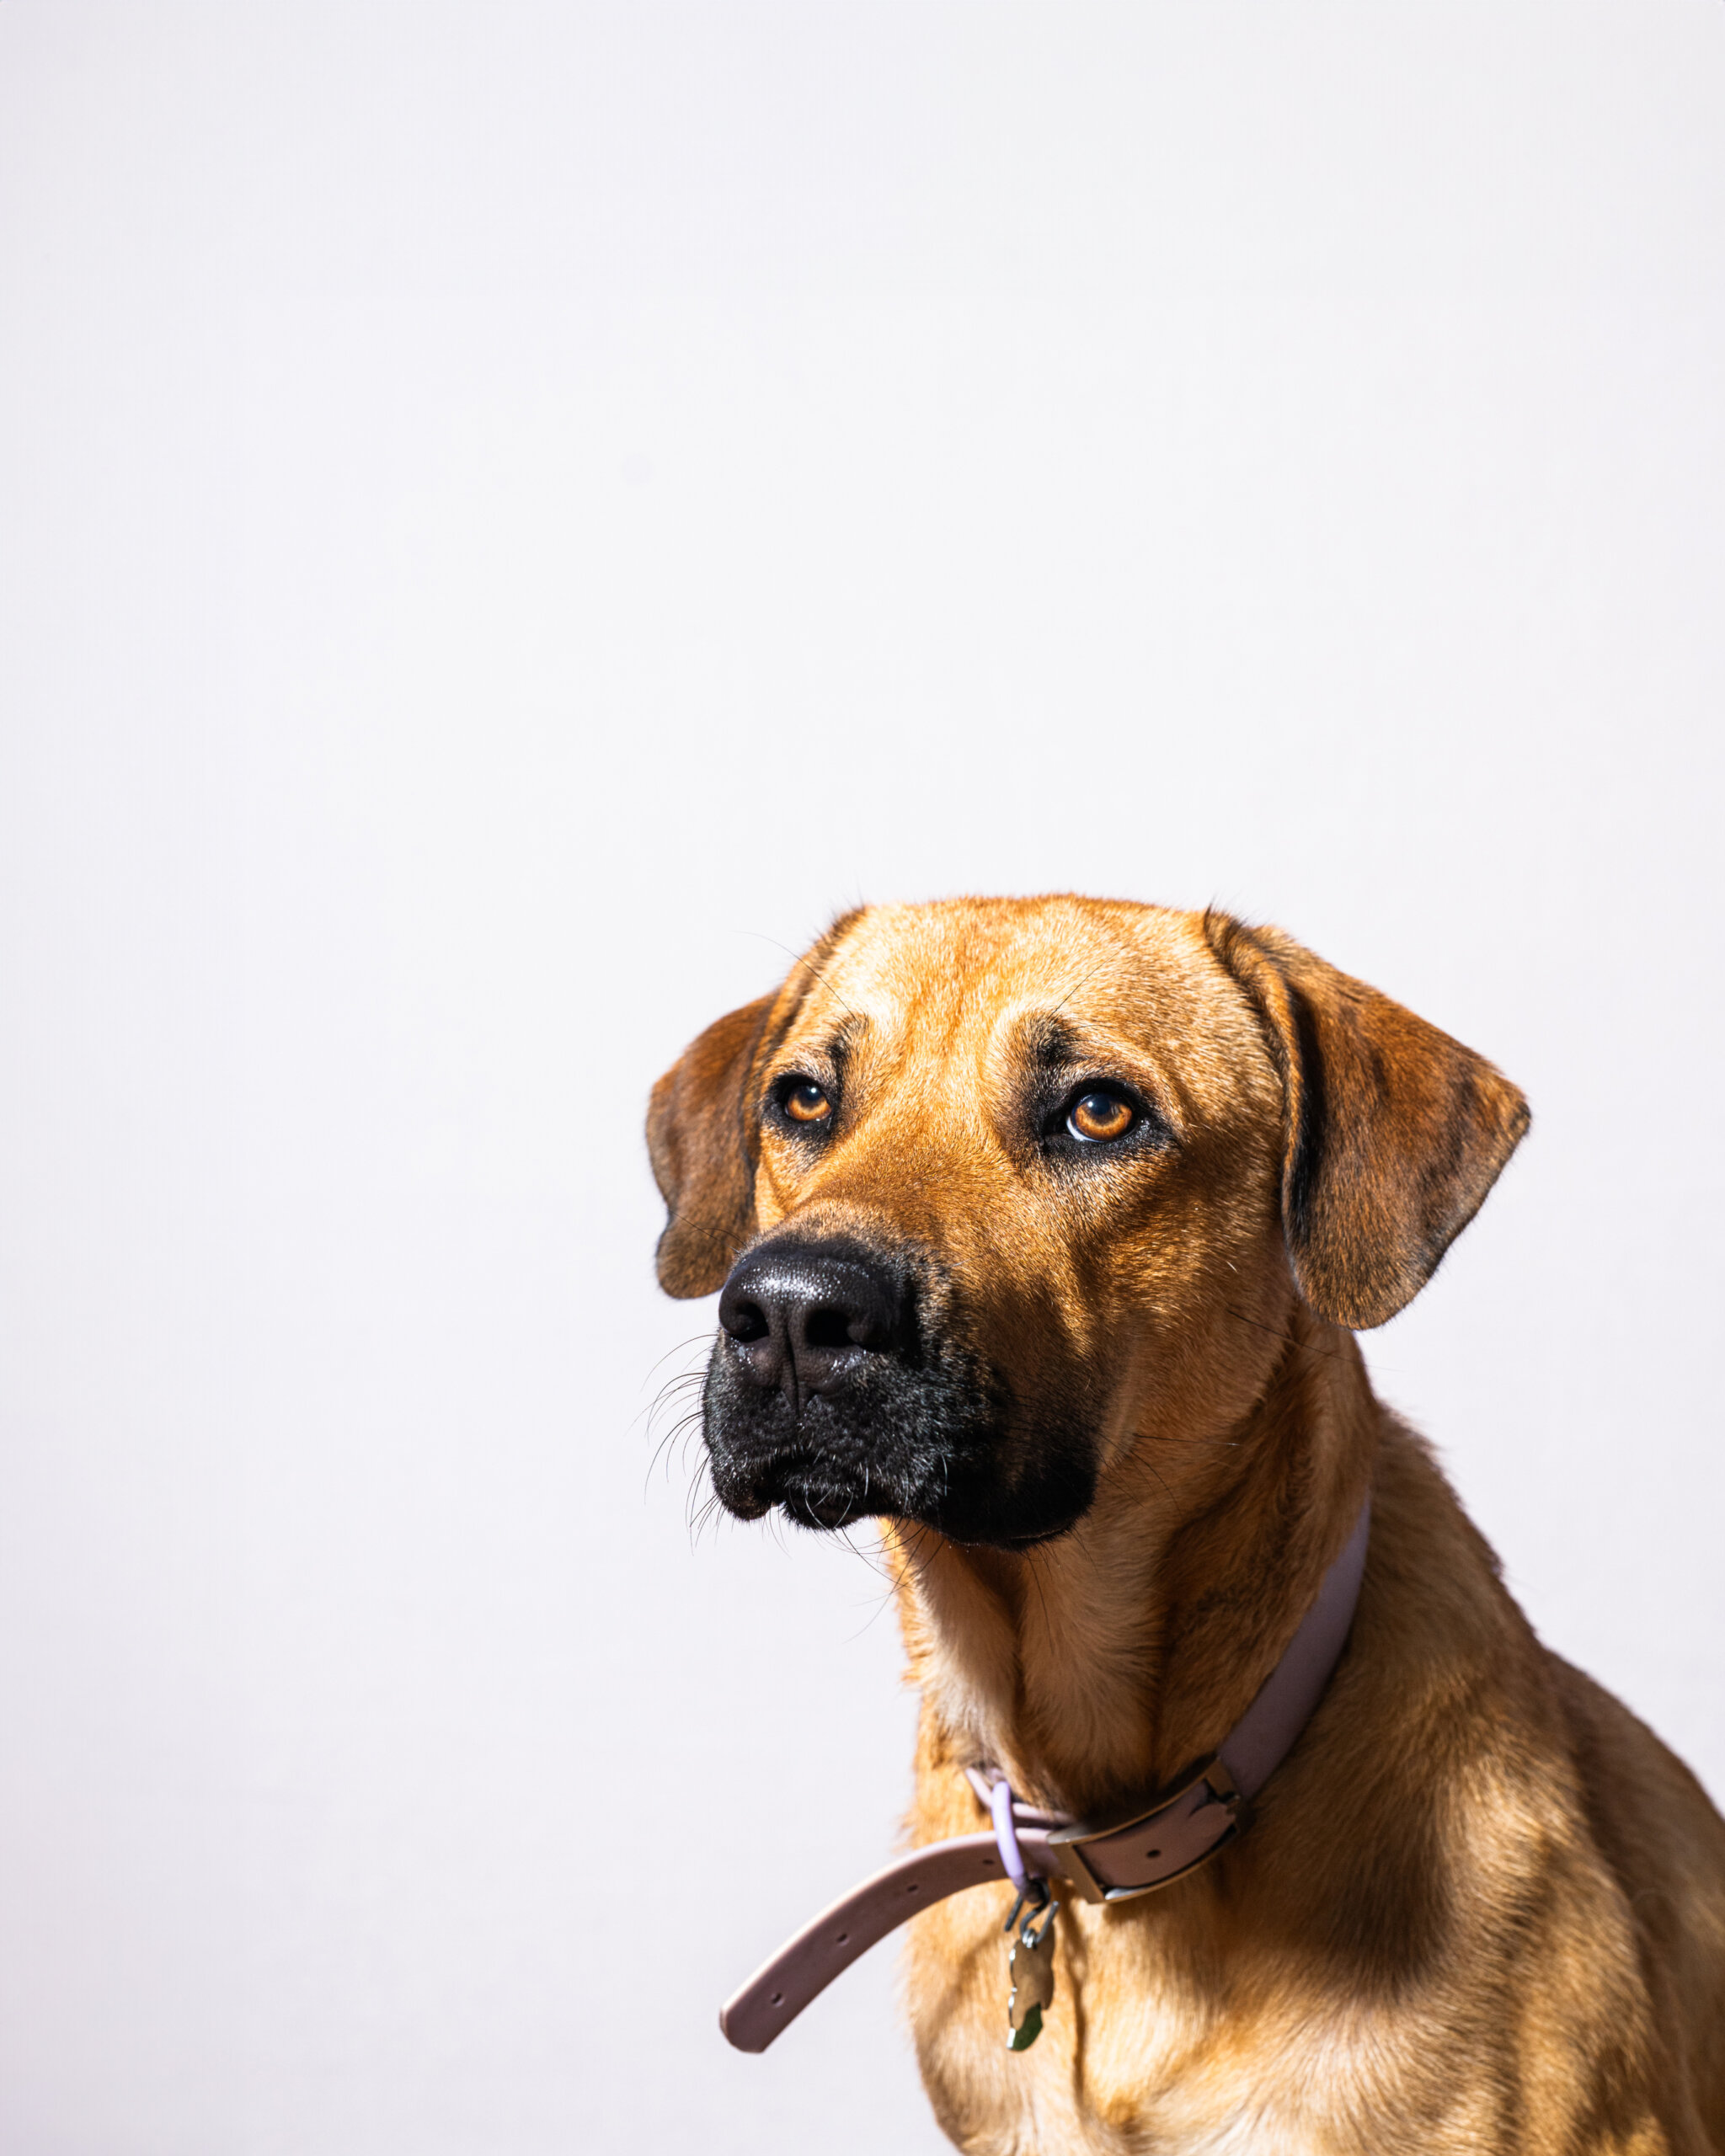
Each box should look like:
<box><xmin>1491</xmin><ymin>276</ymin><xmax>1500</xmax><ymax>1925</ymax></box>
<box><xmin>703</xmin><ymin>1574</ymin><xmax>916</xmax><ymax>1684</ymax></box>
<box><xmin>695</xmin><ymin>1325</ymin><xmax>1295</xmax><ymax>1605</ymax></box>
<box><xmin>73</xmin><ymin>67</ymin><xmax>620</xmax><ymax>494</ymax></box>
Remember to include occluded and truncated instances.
<box><xmin>838</xmin><ymin>1533</ymin><xmax>906</xmax><ymax>1642</ymax></box>
<box><xmin>627</xmin><ymin>1367</ymin><xmax>707</xmax><ymax>1444</ymax></box>
<box><xmin>739</xmin><ymin>931</ymin><xmax>860</xmax><ymax>1024</ymax></box>
<box><xmin>686</xmin><ymin>1471</ymin><xmax>724</xmax><ymax>1549</ymax></box>
<box><xmin>638</xmin><ymin>1331</ymin><xmax>719</xmax><ymax>1387</ymax></box>
<box><xmin>1022</xmin><ymin>1546</ymin><xmax>1056</xmax><ymax>1649</ymax></box>
<box><xmin>644</xmin><ymin>1407</ymin><xmax>706</xmax><ymax>1491</ymax></box>
<box><xmin>1135</xmin><ymin>1430</ymin><xmax>1242</xmax><ymax>1449</ymax></box>
<box><xmin>1221</xmin><ymin>1305</ymin><xmax>1339</xmax><ymax>1359</ymax></box>
<box><xmin>1047</xmin><ymin>951</ymin><xmax>1117</xmax><ymax>1021</ymax></box>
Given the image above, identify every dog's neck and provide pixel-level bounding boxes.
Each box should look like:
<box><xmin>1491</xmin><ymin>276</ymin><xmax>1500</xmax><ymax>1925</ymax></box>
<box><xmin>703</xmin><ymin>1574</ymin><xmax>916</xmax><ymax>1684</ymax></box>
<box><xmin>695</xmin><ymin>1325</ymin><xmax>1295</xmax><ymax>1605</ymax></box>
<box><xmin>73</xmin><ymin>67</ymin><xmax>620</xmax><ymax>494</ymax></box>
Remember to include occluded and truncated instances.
<box><xmin>884</xmin><ymin>1301</ymin><xmax>1380</xmax><ymax>1817</ymax></box>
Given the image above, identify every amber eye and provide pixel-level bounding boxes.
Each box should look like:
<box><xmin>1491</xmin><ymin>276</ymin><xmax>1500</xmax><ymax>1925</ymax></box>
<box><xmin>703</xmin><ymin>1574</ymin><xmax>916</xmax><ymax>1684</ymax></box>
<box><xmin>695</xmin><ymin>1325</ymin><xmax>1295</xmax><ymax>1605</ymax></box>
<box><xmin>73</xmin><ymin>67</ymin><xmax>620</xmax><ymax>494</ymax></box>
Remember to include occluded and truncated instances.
<box><xmin>783</xmin><ymin>1080</ymin><xmax>833</xmax><ymax>1124</ymax></box>
<box><xmin>1067</xmin><ymin>1091</ymin><xmax>1134</xmax><ymax>1143</ymax></box>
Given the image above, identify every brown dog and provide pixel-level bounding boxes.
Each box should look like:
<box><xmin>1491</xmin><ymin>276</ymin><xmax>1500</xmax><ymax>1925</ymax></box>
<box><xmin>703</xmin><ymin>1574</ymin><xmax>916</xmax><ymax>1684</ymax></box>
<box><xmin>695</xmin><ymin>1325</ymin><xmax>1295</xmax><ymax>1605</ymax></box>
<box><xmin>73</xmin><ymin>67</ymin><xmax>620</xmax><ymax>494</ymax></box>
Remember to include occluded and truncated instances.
<box><xmin>648</xmin><ymin>896</ymin><xmax>1725</xmax><ymax>2153</ymax></box>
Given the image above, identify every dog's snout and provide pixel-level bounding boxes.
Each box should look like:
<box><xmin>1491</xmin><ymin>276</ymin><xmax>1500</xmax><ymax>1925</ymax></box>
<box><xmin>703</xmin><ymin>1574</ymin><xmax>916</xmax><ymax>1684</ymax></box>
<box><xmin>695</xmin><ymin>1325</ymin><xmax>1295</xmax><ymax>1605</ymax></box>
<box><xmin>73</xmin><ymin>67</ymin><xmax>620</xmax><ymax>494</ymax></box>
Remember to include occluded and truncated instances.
<box><xmin>718</xmin><ymin>1242</ymin><xmax>908</xmax><ymax>1407</ymax></box>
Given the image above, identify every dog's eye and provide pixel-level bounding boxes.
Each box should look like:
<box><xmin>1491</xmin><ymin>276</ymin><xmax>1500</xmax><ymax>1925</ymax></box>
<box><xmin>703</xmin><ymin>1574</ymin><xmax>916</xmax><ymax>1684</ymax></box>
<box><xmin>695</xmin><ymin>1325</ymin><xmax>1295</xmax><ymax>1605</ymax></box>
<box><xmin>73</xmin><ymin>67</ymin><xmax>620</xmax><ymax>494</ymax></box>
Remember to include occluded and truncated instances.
<box><xmin>784</xmin><ymin>1081</ymin><xmax>833</xmax><ymax>1125</ymax></box>
<box><xmin>1067</xmin><ymin>1091</ymin><xmax>1135</xmax><ymax>1143</ymax></box>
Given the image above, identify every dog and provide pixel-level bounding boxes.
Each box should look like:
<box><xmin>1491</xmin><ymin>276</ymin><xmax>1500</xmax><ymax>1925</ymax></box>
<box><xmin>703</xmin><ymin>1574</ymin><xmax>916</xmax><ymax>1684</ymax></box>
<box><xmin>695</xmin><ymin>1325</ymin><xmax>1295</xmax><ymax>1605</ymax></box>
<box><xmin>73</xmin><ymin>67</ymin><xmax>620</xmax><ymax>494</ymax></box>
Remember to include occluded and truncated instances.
<box><xmin>647</xmin><ymin>896</ymin><xmax>1725</xmax><ymax>2153</ymax></box>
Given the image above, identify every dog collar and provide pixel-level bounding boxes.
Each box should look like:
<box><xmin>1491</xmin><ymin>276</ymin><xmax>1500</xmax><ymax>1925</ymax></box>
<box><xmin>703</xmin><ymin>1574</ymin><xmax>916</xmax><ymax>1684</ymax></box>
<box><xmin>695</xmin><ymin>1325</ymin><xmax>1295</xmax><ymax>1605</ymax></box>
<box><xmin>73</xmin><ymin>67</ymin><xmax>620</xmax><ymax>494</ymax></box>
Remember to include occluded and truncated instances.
<box><xmin>719</xmin><ymin>1497</ymin><xmax>1370</xmax><ymax>2052</ymax></box>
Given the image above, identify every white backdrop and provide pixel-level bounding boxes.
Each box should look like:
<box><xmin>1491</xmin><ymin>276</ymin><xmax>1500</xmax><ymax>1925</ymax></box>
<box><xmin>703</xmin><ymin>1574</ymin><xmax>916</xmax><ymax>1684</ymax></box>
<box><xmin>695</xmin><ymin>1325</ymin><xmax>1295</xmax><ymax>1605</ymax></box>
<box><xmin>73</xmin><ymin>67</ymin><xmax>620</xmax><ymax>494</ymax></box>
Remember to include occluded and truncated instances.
<box><xmin>3</xmin><ymin>5</ymin><xmax>1722</xmax><ymax>2151</ymax></box>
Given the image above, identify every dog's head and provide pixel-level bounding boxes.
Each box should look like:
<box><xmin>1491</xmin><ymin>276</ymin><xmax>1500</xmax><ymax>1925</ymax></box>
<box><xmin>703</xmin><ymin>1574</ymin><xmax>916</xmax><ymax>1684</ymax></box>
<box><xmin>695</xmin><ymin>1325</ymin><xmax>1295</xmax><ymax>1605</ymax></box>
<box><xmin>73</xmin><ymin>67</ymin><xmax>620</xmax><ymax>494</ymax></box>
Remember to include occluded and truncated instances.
<box><xmin>647</xmin><ymin>899</ymin><xmax>1527</xmax><ymax>1549</ymax></box>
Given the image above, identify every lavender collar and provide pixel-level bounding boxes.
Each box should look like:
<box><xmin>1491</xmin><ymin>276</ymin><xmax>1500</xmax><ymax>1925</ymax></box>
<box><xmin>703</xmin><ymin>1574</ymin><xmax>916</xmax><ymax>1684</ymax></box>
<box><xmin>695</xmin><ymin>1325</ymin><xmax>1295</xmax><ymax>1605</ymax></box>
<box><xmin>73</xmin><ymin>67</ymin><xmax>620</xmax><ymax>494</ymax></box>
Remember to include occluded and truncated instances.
<box><xmin>720</xmin><ymin>1497</ymin><xmax>1370</xmax><ymax>2052</ymax></box>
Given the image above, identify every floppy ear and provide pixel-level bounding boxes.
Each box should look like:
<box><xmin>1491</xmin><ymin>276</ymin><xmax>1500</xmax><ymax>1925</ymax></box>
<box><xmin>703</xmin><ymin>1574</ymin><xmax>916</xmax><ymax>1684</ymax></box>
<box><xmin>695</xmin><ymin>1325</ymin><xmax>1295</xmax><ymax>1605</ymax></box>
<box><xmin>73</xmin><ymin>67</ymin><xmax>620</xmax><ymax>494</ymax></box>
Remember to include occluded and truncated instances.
<box><xmin>648</xmin><ymin>910</ymin><xmax>865</xmax><ymax>1299</ymax></box>
<box><xmin>1204</xmin><ymin>913</ymin><xmax>1530</xmax><ymax>1329</ymax></box>
<box><xmin>646</xmin><ymin>996</ymin><xmax>777</xmax><ymax>1298</ymax></box>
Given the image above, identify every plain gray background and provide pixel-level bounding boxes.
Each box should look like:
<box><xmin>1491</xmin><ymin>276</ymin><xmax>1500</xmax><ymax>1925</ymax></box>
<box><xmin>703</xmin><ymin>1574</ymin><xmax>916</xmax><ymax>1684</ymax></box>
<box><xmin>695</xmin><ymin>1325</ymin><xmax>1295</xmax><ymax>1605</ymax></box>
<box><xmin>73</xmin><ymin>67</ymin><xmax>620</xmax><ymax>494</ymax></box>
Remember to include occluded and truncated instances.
<box><xmin>3</xmin><ymin>4</ymin><xmax>1722</xmax><ymax>2151</ymax></box>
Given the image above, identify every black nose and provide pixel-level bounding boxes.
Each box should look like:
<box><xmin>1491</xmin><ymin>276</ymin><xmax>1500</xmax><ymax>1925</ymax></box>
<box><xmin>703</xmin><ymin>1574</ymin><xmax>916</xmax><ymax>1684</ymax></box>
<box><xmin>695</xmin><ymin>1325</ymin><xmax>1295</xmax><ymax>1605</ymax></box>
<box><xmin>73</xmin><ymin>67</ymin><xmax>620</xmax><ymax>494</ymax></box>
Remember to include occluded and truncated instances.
<box><xmin>717</xmin><ymin>1240</ymin><xmax>910</xmax><ymax>1411</ymax></box>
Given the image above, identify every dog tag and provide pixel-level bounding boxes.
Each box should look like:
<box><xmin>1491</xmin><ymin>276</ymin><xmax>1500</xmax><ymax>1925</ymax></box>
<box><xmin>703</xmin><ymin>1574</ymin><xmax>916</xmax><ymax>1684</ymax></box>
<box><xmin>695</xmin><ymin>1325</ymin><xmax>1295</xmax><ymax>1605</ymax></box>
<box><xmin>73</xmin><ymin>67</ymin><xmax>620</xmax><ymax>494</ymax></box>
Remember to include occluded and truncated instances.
<box><xmin>1006</xmin><ymin>1903</ymin><xmax>1057</xmax><ymax>2052</ymax></box>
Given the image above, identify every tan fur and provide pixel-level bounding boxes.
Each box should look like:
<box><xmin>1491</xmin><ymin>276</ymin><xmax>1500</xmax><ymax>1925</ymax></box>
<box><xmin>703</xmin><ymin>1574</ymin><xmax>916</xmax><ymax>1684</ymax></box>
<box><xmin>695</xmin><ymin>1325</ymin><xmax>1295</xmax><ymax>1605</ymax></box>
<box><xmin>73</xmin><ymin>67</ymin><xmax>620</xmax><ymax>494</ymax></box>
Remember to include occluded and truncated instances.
<box><xmin>649</xmin><ymin>896</ymin><xmax>1725</xmax><ymax>2153</ymax></box>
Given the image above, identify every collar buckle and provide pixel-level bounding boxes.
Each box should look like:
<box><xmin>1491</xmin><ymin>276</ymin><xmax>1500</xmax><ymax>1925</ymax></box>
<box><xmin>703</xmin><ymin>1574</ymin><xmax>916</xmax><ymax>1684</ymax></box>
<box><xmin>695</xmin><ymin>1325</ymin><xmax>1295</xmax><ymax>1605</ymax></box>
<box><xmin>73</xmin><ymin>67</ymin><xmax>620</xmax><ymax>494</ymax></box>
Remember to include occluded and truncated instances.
<box><xmin>1047</xmin><ymin>1753</ymin><xmax>1250</xmax><ymax>1903</ymax></box>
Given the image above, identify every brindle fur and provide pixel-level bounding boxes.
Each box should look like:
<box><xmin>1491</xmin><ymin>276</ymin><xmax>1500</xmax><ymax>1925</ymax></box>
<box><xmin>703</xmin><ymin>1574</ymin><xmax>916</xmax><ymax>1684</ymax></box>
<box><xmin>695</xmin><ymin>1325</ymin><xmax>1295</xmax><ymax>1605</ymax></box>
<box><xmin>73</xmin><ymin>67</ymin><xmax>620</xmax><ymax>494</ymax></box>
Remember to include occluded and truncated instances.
<box><xmin>648</xmin><ymin>896</ymin><xmax>1725</xmax><ymax>2154</ymax></box>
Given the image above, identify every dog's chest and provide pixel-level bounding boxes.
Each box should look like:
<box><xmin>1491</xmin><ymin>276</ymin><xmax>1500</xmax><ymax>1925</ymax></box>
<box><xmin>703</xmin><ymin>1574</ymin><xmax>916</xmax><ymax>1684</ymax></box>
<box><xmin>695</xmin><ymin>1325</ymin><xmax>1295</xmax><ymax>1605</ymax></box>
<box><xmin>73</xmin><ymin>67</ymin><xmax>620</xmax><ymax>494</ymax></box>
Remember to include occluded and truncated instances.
<box><xmin>903</xmin><ymin>1898</ymin><xmax>1416</xmax><ymax>2156</ymax></box>
<box><xmin>913</xmin><ymin>2001</ymin><xmax>1399</xmax><ymax>2156</ymax></box>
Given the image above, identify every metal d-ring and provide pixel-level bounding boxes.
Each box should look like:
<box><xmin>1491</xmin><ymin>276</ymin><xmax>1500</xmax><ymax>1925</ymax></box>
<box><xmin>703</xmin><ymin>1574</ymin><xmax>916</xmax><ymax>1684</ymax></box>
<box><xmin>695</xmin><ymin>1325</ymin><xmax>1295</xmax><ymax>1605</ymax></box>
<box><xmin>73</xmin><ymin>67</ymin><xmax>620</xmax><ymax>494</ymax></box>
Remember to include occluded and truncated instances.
<box><xmin>1001</xmin><ymin>1874</ymin><xmax>1051</xmax><ymax>1937</ymax></box>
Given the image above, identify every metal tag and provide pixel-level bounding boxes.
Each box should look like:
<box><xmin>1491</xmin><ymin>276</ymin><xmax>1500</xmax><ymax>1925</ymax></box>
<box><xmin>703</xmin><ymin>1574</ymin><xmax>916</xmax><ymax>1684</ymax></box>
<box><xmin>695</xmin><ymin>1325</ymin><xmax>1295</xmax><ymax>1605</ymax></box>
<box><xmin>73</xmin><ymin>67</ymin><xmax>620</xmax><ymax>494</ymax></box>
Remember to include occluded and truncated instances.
<box><xmin>1006</xmin><ymin>1900</ymin><xmax>1057</xmax><ymax>2052</ymax></box>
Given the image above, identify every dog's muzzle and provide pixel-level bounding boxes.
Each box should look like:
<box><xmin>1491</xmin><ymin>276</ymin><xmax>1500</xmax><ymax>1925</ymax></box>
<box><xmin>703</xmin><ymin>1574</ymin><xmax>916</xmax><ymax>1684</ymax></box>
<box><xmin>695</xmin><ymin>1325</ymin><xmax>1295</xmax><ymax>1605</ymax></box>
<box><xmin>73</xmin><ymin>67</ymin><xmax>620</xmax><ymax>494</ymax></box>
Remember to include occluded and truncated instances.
<box><xmin>700</xmin><ymin>1232</ymin><xmax>1097</xmax><ymax>1545</ymax></box>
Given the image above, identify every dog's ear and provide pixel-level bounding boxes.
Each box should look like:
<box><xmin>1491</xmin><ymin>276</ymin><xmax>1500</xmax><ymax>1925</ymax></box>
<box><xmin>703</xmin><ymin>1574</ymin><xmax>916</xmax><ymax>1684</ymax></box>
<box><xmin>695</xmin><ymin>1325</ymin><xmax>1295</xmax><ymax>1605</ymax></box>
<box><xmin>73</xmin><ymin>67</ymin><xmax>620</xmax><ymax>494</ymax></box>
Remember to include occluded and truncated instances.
<box><xmin>647</xmin><ymin>995</ymin><xmax>777</xmax><ymax>1299</ymax></box>
<box><xmin>648</xmin><ymin>910</ymin><xmax>867</xmax><ymax>1297</ymax></box>
<box><xmin>1204</xmin><ymin>913</ymin><xmax>1530</xmax><ymax>1329</ymax></box>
